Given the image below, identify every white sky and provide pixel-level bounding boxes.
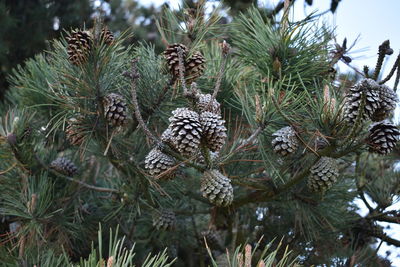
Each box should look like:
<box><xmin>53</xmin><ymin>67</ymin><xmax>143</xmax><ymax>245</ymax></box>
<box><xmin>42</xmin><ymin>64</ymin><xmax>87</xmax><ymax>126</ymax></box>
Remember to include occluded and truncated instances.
<box><xmin>140</xmin><ymin>0</ymin><xmax>400</xmax><ymax>264</ymax></box>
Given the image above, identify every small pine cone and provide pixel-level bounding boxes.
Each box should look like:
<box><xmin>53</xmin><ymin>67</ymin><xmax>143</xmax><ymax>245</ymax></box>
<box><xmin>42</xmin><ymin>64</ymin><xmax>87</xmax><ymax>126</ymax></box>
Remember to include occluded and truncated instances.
<box><xmin>195</xmin><ymin>93</ymin><xmax>221</xmax><ymax>114</ymax></box>
<box><xmin>200</xmin><ymin>112</ymin><xmax>227</xmax><ymax>152</ymax></box>
<box><xmin>163</xmin><ymin>43</ymin><xmax>188</xmax><ymax>77</ymax></box>
<box><xmin>370</xmin><ymin>85</ymin><xmax>398</xmax><ymax>122</ymax></box>
<box><xmin>271</xmin><ymin>126</ymin><xmax>299</xmax><ymax>156</ymax></box>
<box><xmin>169</xmin><ymin>108</ymin><xmax>202</xmax><ymax>156</ymax></box>
<box><xmin>153</xmin><ymin>209</ymin><xmax>176</xmax><ymax>231</ymax></box>
<box><xmin>65</xmin><ymin>117</ymin><xmax>87</xmax><ymax>146</ymax></box>
<box><xmin>308</xmin><ymin>157</ymin><xmax>339</xmax><ymax>192</ymax></box>
<box><xmin>161</xmin><ymin>127</ymin><xmax>175</xmax><ymax>148</ymax></box>
<box><xmin>144</xmin><ymin>148</ymin><xmax>176</xmax><ymax>179</ymax></box>
<box><xmin>100</xmin><ymin>27</ymin><xmax>114</xmax><ymax>45</ymax></box>
<box><xmin>185</xmin><ymin>51</ymin><xmax>206</xmax><ymax>84</ymax></box>
<box><xmin>201</xmin><ymin>229</ymin><xmax>221</xmax><ymax>249</ymax></box>
<box><xmin>200</xmin><ymin>170</ymin><xmax>233</xmax><ymax>207</ymax></box>
<box><xmin>103</xmin><ymin>93</ymin><xmax>128</xmax><ymax>126</ymax></box>
<box><xmin>196</xmin><ymin>151</ymin><xmax>219</xmax><ymax>164</ymax></box>
<box><xmin>66</xmin><ymin>30</ymin><xmax>93</xmax><ymax>65</ymax></box>
<box><xmin>343</xmin><ymin>78</ymin><xmax>381</xmax><ymax>123</ymax></box>
<box><xmin>314</xmin><ymin>136</ymin><xmax>330</xmax><ymax>151</ymax></box>
<box><xmin>367</xmin><ymin>121</ymin><xmax>400</xmax><ymax>155</ymax></box>
<box><xmin>50</xmin><ymin>157</ymin><xmax>78</xmax><ymax>176</ymax></box>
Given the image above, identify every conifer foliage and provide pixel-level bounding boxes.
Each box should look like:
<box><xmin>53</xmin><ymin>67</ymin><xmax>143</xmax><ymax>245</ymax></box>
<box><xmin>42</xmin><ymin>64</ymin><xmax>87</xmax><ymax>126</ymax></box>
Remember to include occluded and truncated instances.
<box><xmin>1</xmin><ymin>2</ymin><xmax>400</xmax><ymax>266</ymax></box>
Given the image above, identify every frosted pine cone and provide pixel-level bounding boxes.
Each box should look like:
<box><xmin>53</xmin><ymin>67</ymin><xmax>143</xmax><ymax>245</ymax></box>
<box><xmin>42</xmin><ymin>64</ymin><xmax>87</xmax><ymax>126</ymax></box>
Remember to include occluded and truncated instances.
<box><xmin>144</xmin><ymin>148</ymin><xmax>176</xmax><ymax>179</ymax></box>
<box><xmin>153</xmin><ymin>209</ymin><xmax>176</xmax><ymax>231</ymax></box>
<box><xmin>367</xmin><ymin>121</ymin><xmax>400</xmax><ymax>155</ymax></box>
<box><xmin>271</xmin><ymin>126</ymin><xmax>299</xmax><ymax>156</ymax></box>
<box><xmin>50</xmin><ymin>157</ymin><xmax>78</xmax><ymax>176</ymax></box>
<box><xmin>160</xmin><ymin>127</ymin><xmax>176</xmax><ymax>149</ymax></box>
<box><xmin>308</xmin><ymin>157</ymin><xmax>339</xmax><ymax>193</ymax></box>
<box><xmin>195</xmin><ymin>93</ymin><xmax>221</xmax><ymax>114</ymax></box>
<box><xmin>169</xmin><ymin>108</ymin><xmax>202</xmax><ymax>156</ymax></box>
<box><xmin>196</xmin><ymin>151</ymin><xmax>219</xmax><ymax>164</ymax></box>
<box><xmin>200</xmin><ymin>112</ymin><xmax>227</xmax><ymax>152</ymax></box>
<box><xmin>66</xmin><ymin>30</ymin><xmax>93</xmax><ymax>65</ymax></box>
<box><xmin>164</xmin><ymin>43</ymin><xmax>188</xmax><ymax>77</ymax></box>
<box><xmin>103</xmin><ymin>93</ymin><xmax>128</xmax><ymax>126</ymax></box>
<box><xmin>343</xmin><ymin>78</ymin><xmax>381</xmax><ymax>123</ymax></box>
<box><xmin>185</xmin><ymin>51</ymin><xmax>206</xmax><ymax>84</ymax></box>
<box><xmin>200</xmin><ymin>170</ymin><xmax>233</xmax><ymax>207</ymax></box>
<box><xmin>370</xmin><ymin>84</ymin><xmax>398</xmax><ymax>122</ymax></box>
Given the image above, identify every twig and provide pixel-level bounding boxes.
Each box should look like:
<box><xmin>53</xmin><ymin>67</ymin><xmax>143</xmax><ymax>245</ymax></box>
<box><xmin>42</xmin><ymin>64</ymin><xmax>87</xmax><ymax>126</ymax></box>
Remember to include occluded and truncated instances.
<box><xmin>235</xmin><ymin>125</ymin><xmax>265</xmax><ymax>151</ymax></box>
<box><xmin>124</xmin><ymin>59</ymin><xmax>159</xmax><ymax>144</ymax></box>
<box><xmin>177</xmin><ymin>47</ymin><xmax>190</xmax><ymax>96</ymax></box>
<box><xmin>394</xmin><ymin>63</ymin><xmax>400</xmax><ymax>92</ymax></box>
<box><xmin>62</xmin><ymin>175</ymin><xmax>118</xmax><ymax>193</ymax></box>
<box><xmin>370</xmin><ymin>231</ymin><xmax>400</xmax><ymax>247</ymax></box>
<box><xmin>34</xmin><ymin>154</ymin><xmax>118</xmax><ymax>193</ymax></box>
<box><xmin>379</xmin><ymin>53</ymin><xmax>400</xmax><ymax>84</ymax></box>
<box><xmin>372</xmin><ymin>40</ymin><xmax>392</xmax><ymax>81</ymax></box>
<box><xmin>212</xmin><ymin>40</ymin><xmax>230</xmax><ymax>99</ymax></box>
<box><xmin>267</xmin><ymin>0</ymin><xmax>297</xmax><ymax>19</ymax></box>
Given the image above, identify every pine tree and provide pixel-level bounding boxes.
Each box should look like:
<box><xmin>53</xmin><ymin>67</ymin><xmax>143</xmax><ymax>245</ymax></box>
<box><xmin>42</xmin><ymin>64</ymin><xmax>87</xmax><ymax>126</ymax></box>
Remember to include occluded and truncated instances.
<box><xmin>1</xmin><ymin>2</ymin><xmax>399</xmax><ymax>266</ymax></box>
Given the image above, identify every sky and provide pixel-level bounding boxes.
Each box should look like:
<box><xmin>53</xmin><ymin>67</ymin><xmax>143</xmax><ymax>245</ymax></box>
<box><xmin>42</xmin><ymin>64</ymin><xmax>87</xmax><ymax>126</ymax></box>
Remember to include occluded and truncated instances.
<box><xmin>138</xmin><ymin>0</ymin><xmax>400</xmax><ymax>264</ymax></box>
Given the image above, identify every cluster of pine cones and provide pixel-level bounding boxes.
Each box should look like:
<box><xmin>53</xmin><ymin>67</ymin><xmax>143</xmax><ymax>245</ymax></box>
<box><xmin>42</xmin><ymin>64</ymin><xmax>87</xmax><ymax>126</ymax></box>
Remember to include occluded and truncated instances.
<box><xmin>271</xmin><ymin>125</ymin><xmax>339</xmax><ymax>193</ymax></box>
<box><xmin>145</xmin><ymin>45</ymin><xmax>233</xmax><ymax>205</ymax></box>
<box><xmin>65</xmin><ymin>28</ymin><xmax>129</xmax><ymax>147</ymax></box>
<box><xmin>343</xmin><ymin>78</ymin><xmax>399</xmax><ymax>155</ymax></box>
<box><xmin>163</xmin><ymin>43</ymin><xmax>206</xmax><ymax>84</ymax></box>
<box><xmin>144</xmin><ymin>91</ymin><xmax>232</xmax><ymax>206</ymax></box>
<box><xmin>144</xmin><ymin>92</ymin><xmax>227</xmax><ymax>178</ymax></box>
<box><xmin>66</xmin><ymin>27</ymin><xmax>114</xmax><ymax>65</ymax></box>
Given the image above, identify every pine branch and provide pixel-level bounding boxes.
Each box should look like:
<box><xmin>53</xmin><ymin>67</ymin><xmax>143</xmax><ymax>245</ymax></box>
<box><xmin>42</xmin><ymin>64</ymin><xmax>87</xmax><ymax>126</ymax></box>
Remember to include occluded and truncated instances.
<box><xmin>379</xmin><ymin>52</ymin><xmax>400</xmax><ymax>84</ymax></box>
<box><xmin>232</xmin><ymin>161</ymin><xmax>314</xmax><ymax>208</ymax></box>
<box><xmin>34</xmin><ymin>154</ymin><xmax>119</xmax><ymax>193</ymax></box>
<box><xmin>125</xmin><ymin>58</ymin><xmax>160</xmax><ymax>144</ymax></box>
<box><xmin>370</xmin><ymin>231</ymin><xmax>400</xmax><ymax>247</ymax></box>
<box><xmin>370</xmin><ymin>215</ymin><xmax>400</xmax><ymax>224</ymax></box>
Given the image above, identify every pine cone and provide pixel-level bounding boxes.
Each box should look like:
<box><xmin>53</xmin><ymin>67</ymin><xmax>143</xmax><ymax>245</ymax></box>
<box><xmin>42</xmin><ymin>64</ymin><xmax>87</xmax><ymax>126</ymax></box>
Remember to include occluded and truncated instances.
<box><xmin>271</xmin><ymin>126</ymin><xmax>299</xmax><ymax>156</ymax></box>
<box><xmin>367</xmin><ymin>121</ymin><xmax>400</xmax><ymax>155</ymax></box>
<box><xmin>200</xmin><ymin>170</ymin><xmax>233</xmax><ymax>207</ymax></box>
<box><xmin>370</xmin><ymin>84</ymin><xmax>398</xmax><ymax>121</ymax></box>
<box><xmin>103</xmin><ymin>93</ymin><xmax>128</xmax><ymax>126</ymax></box>
<box><xmin>195</xmin><ymin>93</ymin><xmax>221</xmax><ymax>114</ymax></box>
<box><xmin>66</xmin><ymin>30</ymin><xmax>93</xmax><ymax>65</ymax></box>
<box><xmin>169</xmin><ymin>108</ymin><xmax>202</xmax><ymax>156</ymax></box>
<box><xmin>65</xmin><ymin>117</ymin><xmax>87</xmax><ymax>146</ymax></box>
<box><xmin>196</xmin><ymin>151</ymin><xmax>219</xmax><ymax>164</ymax></box>
<box><xmin>343</xmin><ymin>78</ymin><xmax>381</xmax><ymax>123</ymax></box>
<box><xmin>164</xmin><ymin>43</ymin><xmax>188</xmax><ymax>77</ymax></box>
<box><xmin>50</xmin><ymin>157</ymin><xmax>78</xmax><ymax>176</ymax></box>
<box><xmin>201</xmin><ymin>229</ymin><xmax>221</xmax><ymax>249</ymax></box>
<box><xmin>185</xmin><ymin>51</ymin><xmax>206</xmax><ymax>84</ymax></box>
<box><xmin>161</xmin><ymin>127</ymin><xmax>175</xmax><ymax>148</ymax></box>
<box><xmin>100</xmin><ymin>27</ymin><xmax>114</xmax><ymax>45</ymax></box>
<box><xmin>144</xmin><ymin>148</ymin><xmax>176</xmax><ymax>179</ymax></box>
<box><xmin>314</xmin><ymin>136</ymin><xmax>330</xmax><ymax>151</ymax></box>
<box><xmin>153</xmin><ymin>209</ymin><xmax>176</xmax><ymax>231</ymax></box>
<box><xmin>200</xmin><ymin>112</ymin><xmax>227</xmax><ymax>152</ymax></box>
<box><xmin>308</xmin><ymin>157</ymin><xmax>339</xmax><ymax>192</ymax></box>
